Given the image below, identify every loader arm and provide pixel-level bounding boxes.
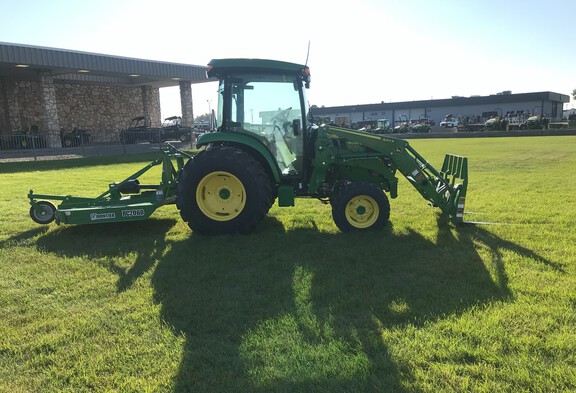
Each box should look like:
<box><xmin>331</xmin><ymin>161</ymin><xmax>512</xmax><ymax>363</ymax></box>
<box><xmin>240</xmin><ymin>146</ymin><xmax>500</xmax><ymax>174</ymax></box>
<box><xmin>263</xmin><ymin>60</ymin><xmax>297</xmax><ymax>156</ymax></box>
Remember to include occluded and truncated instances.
<box><xmin>311</xmin><ymin>126</ymin><xmax>468</xmax><ymax>223</ymax></box>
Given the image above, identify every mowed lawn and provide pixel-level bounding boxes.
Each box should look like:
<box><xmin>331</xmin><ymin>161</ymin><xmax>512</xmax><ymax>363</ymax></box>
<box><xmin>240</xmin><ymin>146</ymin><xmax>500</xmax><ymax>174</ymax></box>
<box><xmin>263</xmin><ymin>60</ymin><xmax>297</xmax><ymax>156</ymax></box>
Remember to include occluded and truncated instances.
<box><xmin>0</xmin><ymin>136</ymin><xmax>575</xmax><ymax>392</ymax></box>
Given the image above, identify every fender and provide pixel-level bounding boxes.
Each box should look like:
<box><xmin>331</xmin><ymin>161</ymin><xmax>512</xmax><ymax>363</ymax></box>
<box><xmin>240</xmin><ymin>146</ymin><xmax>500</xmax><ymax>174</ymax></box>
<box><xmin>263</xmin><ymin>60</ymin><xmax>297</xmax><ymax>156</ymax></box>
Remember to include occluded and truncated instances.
<box><xmin>196</xmin><ymin>132</ymin><xmax>282</xmax><ymax>183</ymax></box>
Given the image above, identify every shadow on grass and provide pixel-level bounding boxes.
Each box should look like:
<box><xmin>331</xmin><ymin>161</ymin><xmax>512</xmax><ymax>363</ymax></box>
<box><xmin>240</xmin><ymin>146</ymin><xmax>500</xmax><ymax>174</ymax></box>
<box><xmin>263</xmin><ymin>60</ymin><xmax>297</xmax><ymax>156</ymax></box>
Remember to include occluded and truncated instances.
<box><xmin>28</xmin><ymin>215</ymin><xmax>557</xmax><ymax>392</ymax></box>
<box><xmin>0</xmin><ymin>226</ymin><xmax>49</xmax><ymax>247</ymax></box>
<box><xmin>35</xmin><ymin>218</ymin><xmax>178</xmax><ymax>292</ymax></box>
<box><xmin>150</xmin><ymin>217</ymin><xmax>546</xmax><ymax>393</ymax></box>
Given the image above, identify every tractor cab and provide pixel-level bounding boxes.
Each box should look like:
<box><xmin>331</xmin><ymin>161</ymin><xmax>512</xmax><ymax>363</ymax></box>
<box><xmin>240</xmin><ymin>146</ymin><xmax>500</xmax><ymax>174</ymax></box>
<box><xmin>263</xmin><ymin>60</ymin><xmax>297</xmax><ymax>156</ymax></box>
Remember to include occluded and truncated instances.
<box><xmin>206</xmin><ymin>59</ymin><xmax>311</xmax><ymax>176</ymax></box>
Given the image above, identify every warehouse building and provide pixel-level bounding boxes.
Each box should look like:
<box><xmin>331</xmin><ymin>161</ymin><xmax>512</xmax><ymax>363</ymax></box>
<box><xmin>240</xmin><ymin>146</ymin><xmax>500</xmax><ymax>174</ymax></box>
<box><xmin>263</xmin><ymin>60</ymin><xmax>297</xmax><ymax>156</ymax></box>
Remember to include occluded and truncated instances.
<box><xmin>0</xmin><ymin>42</ymin><xmax>210</xmax><ymax>147</ymax></box>
<box><xmin>311</xmin><ymin>91</ymin><xmax>570</xmax><ymax>129</ymax></box>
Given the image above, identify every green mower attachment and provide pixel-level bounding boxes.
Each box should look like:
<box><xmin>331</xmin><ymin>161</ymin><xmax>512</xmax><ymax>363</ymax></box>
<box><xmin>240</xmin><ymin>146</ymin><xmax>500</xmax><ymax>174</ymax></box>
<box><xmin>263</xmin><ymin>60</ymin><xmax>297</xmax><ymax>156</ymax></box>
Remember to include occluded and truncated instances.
<box><xmin>28</xmin><ymin>144</ymin><xmax>191</xmax><ymax>226</ymax></box>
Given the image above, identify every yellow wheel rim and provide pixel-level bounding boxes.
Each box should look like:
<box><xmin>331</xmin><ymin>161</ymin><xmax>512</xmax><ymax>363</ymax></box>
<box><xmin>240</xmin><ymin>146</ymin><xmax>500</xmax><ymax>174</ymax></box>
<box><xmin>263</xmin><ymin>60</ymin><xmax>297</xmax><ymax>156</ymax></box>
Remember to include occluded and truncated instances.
<box><xmin>345</xmin><ymin>195</ymin><xmax>379</xmax><ymax>228</ymax></box>
<box><xmin>196</xmin><ymin>171</ymin><xmax>246</xmax><ymax>221</ymax></box>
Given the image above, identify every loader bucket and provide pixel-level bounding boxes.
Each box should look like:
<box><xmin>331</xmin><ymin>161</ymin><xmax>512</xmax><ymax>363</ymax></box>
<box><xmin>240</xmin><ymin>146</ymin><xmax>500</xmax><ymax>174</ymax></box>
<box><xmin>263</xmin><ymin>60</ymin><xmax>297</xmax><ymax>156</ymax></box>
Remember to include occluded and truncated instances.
<box><xmin>440</xmin><ymin>154</ymin><xmax>468</xmax><ymax>223</ymax></box>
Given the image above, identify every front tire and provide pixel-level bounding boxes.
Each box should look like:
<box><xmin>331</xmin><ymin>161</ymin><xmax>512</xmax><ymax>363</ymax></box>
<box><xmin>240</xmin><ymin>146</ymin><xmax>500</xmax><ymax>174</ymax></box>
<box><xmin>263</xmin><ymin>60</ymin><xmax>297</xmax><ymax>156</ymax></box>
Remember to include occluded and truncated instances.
<box><xmin>331</xmin><ymin>182</ymin><xmax>390</xmax><ymax>232</ymax></box>
<box><xmin>176</xmin><ymin>146</ymin><xmax>272</xmax><ymax>235</ymax></box>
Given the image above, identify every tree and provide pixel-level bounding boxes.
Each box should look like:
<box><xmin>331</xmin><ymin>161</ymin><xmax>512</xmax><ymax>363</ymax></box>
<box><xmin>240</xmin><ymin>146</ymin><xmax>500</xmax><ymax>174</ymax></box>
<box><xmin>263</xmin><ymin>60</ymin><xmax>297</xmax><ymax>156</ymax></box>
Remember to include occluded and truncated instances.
<box><xmin>194</xmin><ymin>113</ymin><xmax>211</xmax><ymax>122</ymax></box>
<box><xmin>572</xmin><ymin>89</ymin><xmax>576</xmax><ymax>101</ymax></box>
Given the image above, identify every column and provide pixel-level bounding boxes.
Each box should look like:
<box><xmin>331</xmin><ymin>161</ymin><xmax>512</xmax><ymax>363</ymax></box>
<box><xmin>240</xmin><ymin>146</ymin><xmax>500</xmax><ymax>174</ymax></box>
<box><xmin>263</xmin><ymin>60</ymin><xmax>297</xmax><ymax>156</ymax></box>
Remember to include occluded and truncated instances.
<box><xmin>141</xmin><ymin>86</ymin><xmax>161</xmax><ymax>126</ymax></box>
<box><xmin>40</xmin><ymin>74</ymin><xmax>61</xmax><ymax>148</ymax></box>
<box><xmin>1</xmin><ymin>79</ymin><xmax>21</xmax><ymax>132</ymax></box>
<box><xmin>179</xmin><ymin>81</ymin><xmax>193</xmax><ymax>127</ymax></box>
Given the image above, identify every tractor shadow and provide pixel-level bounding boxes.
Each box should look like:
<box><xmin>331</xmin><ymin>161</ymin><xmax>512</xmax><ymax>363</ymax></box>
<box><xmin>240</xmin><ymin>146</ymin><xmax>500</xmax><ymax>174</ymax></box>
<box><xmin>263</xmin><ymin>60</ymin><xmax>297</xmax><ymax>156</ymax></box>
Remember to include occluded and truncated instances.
<box><xmin>27</xmin><ymin>215</ymin><xmax>557</xmax><ymax>392</ymax></box>
<box><xmin>150</xmin><ymin>216</ymin><xmax>554</xmax><ymax>393</ymax></box>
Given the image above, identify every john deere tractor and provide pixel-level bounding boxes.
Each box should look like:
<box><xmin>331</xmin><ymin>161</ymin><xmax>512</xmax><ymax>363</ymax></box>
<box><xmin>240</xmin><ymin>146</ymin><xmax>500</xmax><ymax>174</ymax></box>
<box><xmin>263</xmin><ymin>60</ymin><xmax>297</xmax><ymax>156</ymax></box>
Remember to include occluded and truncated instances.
<box><xmin>29</xmin><ymin>58</ymin><xmax>468</xmax><ymax>235</ymax></box>
<box><xmin>175</xmin><ymin>59</ymin><xmax>468</xmax><ymax>234</ymax></box>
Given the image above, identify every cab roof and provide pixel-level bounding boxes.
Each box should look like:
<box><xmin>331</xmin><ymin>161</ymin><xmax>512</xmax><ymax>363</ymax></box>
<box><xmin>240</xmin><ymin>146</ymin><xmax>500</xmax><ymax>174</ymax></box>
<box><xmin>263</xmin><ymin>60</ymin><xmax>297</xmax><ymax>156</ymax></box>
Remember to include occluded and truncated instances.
<box><xmin>207</xmin><ymin>58</ymin><xmax>308</xmax><ymax>77</ymax></box>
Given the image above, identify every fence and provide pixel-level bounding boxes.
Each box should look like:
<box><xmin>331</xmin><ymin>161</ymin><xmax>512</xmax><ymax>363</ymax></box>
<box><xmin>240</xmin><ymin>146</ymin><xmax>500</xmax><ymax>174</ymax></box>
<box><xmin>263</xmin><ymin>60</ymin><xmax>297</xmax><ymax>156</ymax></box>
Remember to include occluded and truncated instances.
<box><xmin>0</xmin><ymin>128</ymin><xmax>199</xmax><ymax>163</ymax></box>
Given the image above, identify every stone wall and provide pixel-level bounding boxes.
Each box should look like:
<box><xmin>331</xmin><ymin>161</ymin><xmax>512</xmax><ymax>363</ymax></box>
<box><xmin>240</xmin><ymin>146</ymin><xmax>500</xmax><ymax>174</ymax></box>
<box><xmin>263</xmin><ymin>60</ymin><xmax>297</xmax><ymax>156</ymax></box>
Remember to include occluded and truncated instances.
<box><xmin>0</xmin><ymin>79</ymin><xmax>161</xmax><ymax>143</ymax></box>
<box><xmin>5</xmin><ymin>80</ymin><xmax>44</xmax><ymax>131</ymax></box>
<box><xmin>56</xmin><ymin>83</ymin><xmax>160</xmax><ymax>142</ymax></box>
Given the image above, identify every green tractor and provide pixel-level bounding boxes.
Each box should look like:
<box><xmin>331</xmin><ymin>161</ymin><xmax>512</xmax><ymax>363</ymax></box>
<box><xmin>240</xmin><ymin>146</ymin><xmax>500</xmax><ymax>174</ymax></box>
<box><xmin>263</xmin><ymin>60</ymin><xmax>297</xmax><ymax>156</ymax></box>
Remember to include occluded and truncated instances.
<box><xmin>525</xmin><ymin>115</ymin><xmax>549</xmax><ymax>130</ymax></box>
<box><xmin>29</xmin><ymin>58</ymin><xmax>468</xmax><ymax>234</ymax></box>
<box><xmin>175</xmin><ymin>59</ymin><xmax>467</xmax><ymax>234</ymax></box>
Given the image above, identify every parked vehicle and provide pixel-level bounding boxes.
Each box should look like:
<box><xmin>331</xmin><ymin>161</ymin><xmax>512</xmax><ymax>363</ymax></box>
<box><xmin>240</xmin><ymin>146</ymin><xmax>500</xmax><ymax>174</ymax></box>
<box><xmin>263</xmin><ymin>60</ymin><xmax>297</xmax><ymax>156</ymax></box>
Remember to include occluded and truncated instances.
<box><xmin>410</xmin><ymin>118</ymin><xmax>433</xmax><ymax>133</ymax></box>
<box><xmin>525</xmin><ymin>115</ymin><xmax>549</xmax><ymax>129</ymax></box>
<box><xmin>440</xmin><ymin>114</ymin><xmax>459</xmax><ymax>128</ymax></box>
<box><xmin>119</xmin><ymin>116</ymin><xmax>160</xmax><ymax>144</ymax></box>
<box><xmin>503</xmin><ymin>111</ymin><xmax>528</xmax><ymax>130</ymax></box>
<box><xmin>61</xmin><ymin>127</ymin><xmax>92</xmax><ymax>147</ymax></box>
<box><xmin>161</xmin><ymin>116</ymin><xmax>194</xmax><ymax>142</ymax></box>
<box><xmin>484</xmin><ymin>116</ymin><xmax>505</xmax><ymax>131</ymax></box>
<box><xmin>393</xmin><ymin>115</ymin><xmax>410</xmax><ymax>133</ymax></box>
<box><xmin>354</xmin><ymin>119</ymin><xmax>392</xmax><ymax>134</ymax></box>
<box><xmin>1</xmin><ymin>129</ymin><xmax>47</xmax><ymax>150</ymax></box>
<box><xmin>120</xmin><ymin>115</ymin><xmax>194</xmax><ymax>144</ymax></box>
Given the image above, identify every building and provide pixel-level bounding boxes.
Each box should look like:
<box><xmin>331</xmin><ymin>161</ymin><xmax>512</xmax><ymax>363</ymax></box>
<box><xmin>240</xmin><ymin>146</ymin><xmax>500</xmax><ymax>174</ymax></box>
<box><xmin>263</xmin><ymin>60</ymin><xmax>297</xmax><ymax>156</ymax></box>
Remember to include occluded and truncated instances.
<box><xmin>311</xmin><ymin>91</ymin><xmax>570</xmax><ymax>128</ymax></box>
<box><xmin>0</xmin><ymin>42</ymin><xmax>211</xmax><ymax>147</ymax></box>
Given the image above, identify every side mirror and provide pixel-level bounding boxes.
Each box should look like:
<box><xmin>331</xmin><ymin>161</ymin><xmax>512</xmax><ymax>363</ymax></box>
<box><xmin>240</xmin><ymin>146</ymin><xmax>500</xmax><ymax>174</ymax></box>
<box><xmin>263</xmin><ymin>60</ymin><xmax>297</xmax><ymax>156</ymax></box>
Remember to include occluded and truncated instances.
<box><xmin>292</xmin><ymin>119</ymin><xmax>301</xmax><ymax>136</ymax></box>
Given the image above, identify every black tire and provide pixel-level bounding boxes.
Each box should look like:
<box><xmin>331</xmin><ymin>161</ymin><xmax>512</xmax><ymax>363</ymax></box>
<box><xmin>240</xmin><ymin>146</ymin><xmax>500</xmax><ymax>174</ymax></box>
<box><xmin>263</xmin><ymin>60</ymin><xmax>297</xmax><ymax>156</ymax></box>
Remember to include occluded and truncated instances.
<box><xmin>30</xmin><ymin>201</ymin><xmax>56</xmax><ymax>224</ymax></box>
<box><xmin>176</xmin><ymin>146</ymin><xmax>272</xmax><ymax>235</ymax></box>
<box><xmin>331</xmin><ymin>182</ymin><xmax>390</xmax><ymax>232</ymax></box>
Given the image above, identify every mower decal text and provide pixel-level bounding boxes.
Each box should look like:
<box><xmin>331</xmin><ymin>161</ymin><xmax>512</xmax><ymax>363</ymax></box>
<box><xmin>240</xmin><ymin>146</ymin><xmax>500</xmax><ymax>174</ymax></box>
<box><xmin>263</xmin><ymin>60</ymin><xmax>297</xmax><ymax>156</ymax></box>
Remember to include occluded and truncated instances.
<box><xmin>90</xmin><ymin>212</ymin><xmax>116</xmax><ymax>221</ymax></box>
<box><xmin>122</xmin><ymin>209</ymin><xmax>145</xmax><ymax>218</ymax></box>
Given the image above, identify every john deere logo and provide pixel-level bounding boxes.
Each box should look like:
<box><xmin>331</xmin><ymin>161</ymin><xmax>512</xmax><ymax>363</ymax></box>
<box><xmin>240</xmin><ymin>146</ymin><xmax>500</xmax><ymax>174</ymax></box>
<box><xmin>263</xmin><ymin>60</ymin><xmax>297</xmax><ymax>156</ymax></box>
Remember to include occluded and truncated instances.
<box><xmin>90</xmin><ymin>212</ymin><xmax>116</xmax><ymax>220</ymax></box>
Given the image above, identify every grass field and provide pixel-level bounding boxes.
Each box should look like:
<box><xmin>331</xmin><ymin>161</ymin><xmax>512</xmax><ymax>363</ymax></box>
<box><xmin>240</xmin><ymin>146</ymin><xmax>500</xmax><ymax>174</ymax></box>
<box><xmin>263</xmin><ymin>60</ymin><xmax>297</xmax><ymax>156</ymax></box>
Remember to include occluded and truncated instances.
<box><xmin>1</xmin><ymin>136</ymin><xmax>575</xmax><ymax>392</ymax></box>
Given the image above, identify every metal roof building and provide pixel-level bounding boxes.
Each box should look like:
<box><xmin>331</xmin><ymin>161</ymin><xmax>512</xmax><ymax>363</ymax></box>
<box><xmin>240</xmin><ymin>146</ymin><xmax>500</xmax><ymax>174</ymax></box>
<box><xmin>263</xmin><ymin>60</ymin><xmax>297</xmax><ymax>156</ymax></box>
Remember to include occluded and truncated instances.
<box><xmin>311</xmin><ymin>91</ymin><xmax>570</xmax><ymax>129</ymax></box>
<box><xmin>0</xmin><ymin>41</ymin><xmax>209</xmax><ymax>87</ymax></box>
<box><xmin>0</xmin><ymin>42</ymin><xmax>211</xmax><ymax>146</ymax></box>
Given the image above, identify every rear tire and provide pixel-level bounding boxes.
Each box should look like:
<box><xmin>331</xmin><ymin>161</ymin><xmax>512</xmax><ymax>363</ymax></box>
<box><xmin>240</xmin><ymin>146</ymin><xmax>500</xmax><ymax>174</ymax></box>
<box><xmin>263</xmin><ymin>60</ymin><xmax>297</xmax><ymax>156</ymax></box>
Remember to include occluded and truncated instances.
<box><xmin>176</xmin><ymin>146</ymin><xmax>272</xmax><ymax>235</ymax></box>
<box><xmin>331</xmin><ymin>182</ymin><xmax>390</xmax><ymax>232</ymax></box>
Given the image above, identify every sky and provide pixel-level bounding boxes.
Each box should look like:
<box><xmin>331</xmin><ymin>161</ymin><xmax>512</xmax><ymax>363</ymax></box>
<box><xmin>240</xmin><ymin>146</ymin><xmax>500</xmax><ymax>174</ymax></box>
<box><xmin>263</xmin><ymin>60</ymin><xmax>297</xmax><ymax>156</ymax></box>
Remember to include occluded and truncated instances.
<box><xmin>1</xmin><ymin>0</ymin><xmax>575</xmax><ymax>119</ymax></box>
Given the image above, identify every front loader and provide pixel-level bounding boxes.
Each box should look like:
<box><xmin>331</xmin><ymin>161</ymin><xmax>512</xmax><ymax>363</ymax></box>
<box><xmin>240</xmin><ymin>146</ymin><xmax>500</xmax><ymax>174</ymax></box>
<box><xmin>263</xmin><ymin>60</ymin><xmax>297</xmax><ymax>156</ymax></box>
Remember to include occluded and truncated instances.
<box><xmin>29</xmin><ymin>58</ymin><xmax>468</xmax><ymax>234</ymax></box>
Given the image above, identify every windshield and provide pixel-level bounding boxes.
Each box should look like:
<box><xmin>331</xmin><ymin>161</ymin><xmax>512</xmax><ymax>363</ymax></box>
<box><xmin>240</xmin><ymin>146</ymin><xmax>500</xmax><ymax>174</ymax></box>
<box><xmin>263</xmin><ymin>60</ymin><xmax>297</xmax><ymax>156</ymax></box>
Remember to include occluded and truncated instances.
<box><xmin>216</xmin><ymin>73</ymin><xmax>308</xmax><ymax>175</ymax></box>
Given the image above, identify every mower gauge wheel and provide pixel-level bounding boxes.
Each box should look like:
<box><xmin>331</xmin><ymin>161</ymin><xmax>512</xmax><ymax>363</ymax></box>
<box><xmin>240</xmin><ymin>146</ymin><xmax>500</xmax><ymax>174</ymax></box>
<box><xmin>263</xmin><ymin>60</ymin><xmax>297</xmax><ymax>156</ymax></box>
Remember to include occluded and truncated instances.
<box><xmin>30</xmin><ymin>201</ymin><xmax>56</xmax><ymax>224</ymax></box>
